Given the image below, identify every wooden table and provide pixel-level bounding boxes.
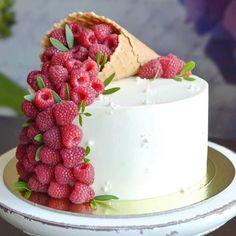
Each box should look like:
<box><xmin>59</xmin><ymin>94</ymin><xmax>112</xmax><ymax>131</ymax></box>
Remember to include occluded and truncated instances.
<box><xmin>0</xmin><ymin>116</ymin><xmax>235</xmax><ymax>236</ymax></box>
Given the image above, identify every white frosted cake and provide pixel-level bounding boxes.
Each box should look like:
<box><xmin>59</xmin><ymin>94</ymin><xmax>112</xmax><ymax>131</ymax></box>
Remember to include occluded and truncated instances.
<box><xmin>81</xmin><ymin>76</ymin><xmax>209</xmax><ymax>200</ymax></box>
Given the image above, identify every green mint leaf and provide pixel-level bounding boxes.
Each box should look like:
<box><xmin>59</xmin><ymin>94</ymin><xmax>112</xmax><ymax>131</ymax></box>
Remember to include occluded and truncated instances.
<box><xmin>79</xmin><ymin>114</ymin><xmax>83</xmax><ymax>127</ymax></box>
<box><xmin>65</xmin><ymin>83</ymin><xmax>70</xmax><ymax>100</ymax></box>
<box><xmin>173</xmin><ymin>77</ymin><xmax>182</xmax><ymax>82</ymax></box>
<box><xmin>94</xmin><ymin>195</ymin><xmax>119</xmax><ymax>201</ymax></box>
<box><xmin>52</xmin><ymin>91</ymin><xmax>62</xmax><ymax>103</ymax></box>
<box><xmin>181</xmin><ymin>61</ymin><xmax>196</xmax><ymax>75</ymax></box>
<box><xmin>184</xmin><ymin>77</ymin><xmax>196</xmax><ymax>81</ymax></box>
<box><xmin>49</xmin><ymin>37</ymin><xmax>69</xmax><ymax>52</ymax></box>
<box><xmin>35</xmin><ymin>145</ymin><xmax>43</xmax><ymax>161</ymax></box>
<box><xmin>85</xmin><ymin>146</ymin><xmax>91</xmax><ymax>156</ymax></box>
<box><xmin>24</xmin><ymin>94</ymin><xmax>35</xmax><ymax>102</ymax></box>
<box><xmin>103</xmin><ymin>87</ymin><xmax>120</xmax><ymax>95</ymax></box>
<box><xmin>81</xmin><ymin>100</ymin><xmax>86</xmax><ymax>113</ymax></box>
<box><xmin>34</xmin><ymin>134</ymin><xmax>43</xmax><ymax>143</ymax></box>
<box><xmin>15</xmin><ymin>181</ymin><xmax>28</xmax><ymax>191</ymax></box>
<box><xmin>24</xmin><ymin>190</ymin><xmax>32</xmax><ymax>199</ymax></box>
<box><xmin>90</xmin><ymin>199</ymin><xmax>97</xmax><ymax>210</ymax></box>
<box><xmin>101</xmin><ymin>54</ymin><xmax>108</xmax><ymax>69</ymax></box>
<box><xmin>78</xmin><ymin>102</ymin><xmax>82</xmax><ymax>112</ymax></box>
<box><xmin>84</xmin><ymin>157</ymin><xmax>90</xmax><ymax>164</ymax></box>
<box><xmin>84</xmin><ymin>112</ymin><xmax>92</xmax><ymax>117</ymax></box>
<box><xmin>65</xmin><ymin>24</ymin><xmax>74</xmax><ymax>49</ymax></box>
<box><xmin>96</xmin><ymin>51</ymin><xmax>102</xmax><ymax>67</ymax></box>
<box><xmin>22</xmin><ymin>120</ymin><xmax>31</xmax><ymax>128</ymax></box>
<box><xmin>103</xmin><ymin>73</ymin><xmax>115</xmax><ymax>87</ymax></box>
<box><xmin>36</xmin><ymin>76</ymin><xmax>45</xmax><ymax>89</ymax></box>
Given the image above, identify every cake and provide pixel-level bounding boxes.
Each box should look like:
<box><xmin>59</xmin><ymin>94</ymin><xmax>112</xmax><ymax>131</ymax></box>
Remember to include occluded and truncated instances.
<box><xmin>15</xmin><ymin>12</ymin><xmax>208</xmax><ymax>210</ymax></box>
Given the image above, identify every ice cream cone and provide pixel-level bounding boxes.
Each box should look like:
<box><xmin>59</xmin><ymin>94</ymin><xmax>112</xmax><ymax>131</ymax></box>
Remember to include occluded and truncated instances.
<box><xmin>41</xmin><ymin>12</ymin><xmax>159</xmax><ymax>81</ymax></box>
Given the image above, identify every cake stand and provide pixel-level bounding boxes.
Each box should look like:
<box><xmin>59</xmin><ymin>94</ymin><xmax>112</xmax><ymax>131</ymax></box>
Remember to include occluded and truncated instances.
<box><xmin>0</xmin><ymin>142</ymin><xmax>236</xmax><ymax>236</ymax></box>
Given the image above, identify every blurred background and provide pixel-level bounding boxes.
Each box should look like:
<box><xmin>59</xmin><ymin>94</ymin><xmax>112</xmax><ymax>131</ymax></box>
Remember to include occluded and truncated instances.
<box><xmin>0</xmin><ymin>0</ymin><xmax>236</xmax><ymax>140</ymax></box>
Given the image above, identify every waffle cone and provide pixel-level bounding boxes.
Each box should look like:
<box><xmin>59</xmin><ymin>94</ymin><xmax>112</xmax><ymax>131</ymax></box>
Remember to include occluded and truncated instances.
<box><xmin>41</xmin><ymin>12</ymin><xmax>158</xmax><ymax>81</ymax></box>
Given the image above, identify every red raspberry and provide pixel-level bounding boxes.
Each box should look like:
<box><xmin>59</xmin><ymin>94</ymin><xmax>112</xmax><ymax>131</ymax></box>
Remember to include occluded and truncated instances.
<box><xmin>60</xmin><ymin>147</ymin><xmax>85</xmax><ymax>168</ymax></box>
<box><xmin>41</xmin><ymin>62</ymin><xmax>51</xmax><ymax>74</ymax></box>
<box><xmin>41</xmin><ymin>47</ymin><xmax>59</xmax><ymax>63</ymax></box>
<box><xmin>28</xmin><ymin>175</ymin><xmax>48</xmax><ymax>193</ymax></box>
<box><xmin>79</xmin><ymin>59</ymin><xmax>99</xmax><ymax>77</ymax></box>
<box><xmin>88</xmin><ymin>44</ymin><xmax>112</xmax><ymax>61</ymax></box>
<box><xmin>21</xmin><ymin>100</ymin><xmax>38</xmax><ymax>119</ymax></box>
<box><xmin>138</xmin><ymin>59</ymin><xmax>163</xmax><ymax>79</ymax></box>
<box><xmin>60</xmin><ymin>124</ymin><xmax>83</xmax><ymax>148</ymax></box>
<box><xmin>48</xmin><ymin>180</ymin><xmax>71</xmax><ymax>199</ymax></box>
<box><xmin>71</xmin><ymin>46</ymin><xmax>88</xmax><ymax>62</ymax></box>
<box><xmin>26</xmin><ymin>144</ymin><xmax>38</xmax><ymax>165</ymax></box>
<box><xmin>16</xmin><ymin>161</ymin><xmax>31</xmax><ymax>181</ymax></box>
<box><xmin>36</xmin><ymin>107</ymin><xmax>54</xmax><ymax>132</ymax></box>
<box><xmin>48</xmin><ymin>198</ymin><xmax>70</xmax><ymax>211</ymax></box>
<box><xmin>29</xmin><ymin>192</ymin><xmax>50</xmax><ymax>206</ymax></box>
<box><xmin>78</xmin><ymin>29</ymin><xmax>98</xmax><ymax>49</ymax></box>
<box><xmin>70</xmin><ymin>70</ymin><xmax>90</xmax><ymax>88</ymax></box>
<box><xmin>19</xmin><ymin>128</ymin><xmax>30</xmax><ymax>144</ymax></box>
<box><xmin>103</xmin><ymin>34</ymin><xmax>118</xmax><ymax>51</ymax></box>
<box><xmin>92</xmin><ymin>24</ymin><xmax>113</xmax><ymax>42</ymax></box>
<box><xmin>69</xmin><ymin>202</ymin><xmax>93</xmax><ymax>214</ymax></box>
<box><xmin>69</xmin><ymin>22</ymin><xmax>84</xmax><ymax>36</ymax></box>
<box><xmin>43</xmin><ymin>126</ymin><xmax>62</xmax><ymax>150</ymax></box>
<box><xmin>91</xmin><ymin>78</ymin><xmax>105</xmax><ymax>96</ymax></box>
<box><xmin>49</xmin><ymin>65</ymin><xmax>69</xmax><ymax>85</ymax></box>
<box><xmin>73</xmin><ymin>163</ymin><xmax>95</xmax><ymax>185</ymax></box>
<box><xmin>22</xmin><ymin>157</ymin><xmax>35</xmax><ymax>172</ymax></box>
<box><xmin>57</xmin><ymin>83</ymin><xmax>71</xmax><ymax>100</ymax></box>
<box><xmin>69</xmin><ymin>182</ymin><xmax>95</xmax><ymax>204</ymax></box>
<box><xmin>71</xmin><ymin>86</ymin><xmax>96</xmax><ymax>106</ymax></box>
<box><xmin>26</xmin><ymin>123</ymin><xmax>40</xmax><ymax>143</ymax></box>
<box><xmin>65</xmin><ymin>59</ymin><xmax>82</xmax><ymax>72</ymax></box>
<box><xmin>39</xmin><ymin>146</ymin><xmax>61</xmax><ymax>165</ymax></box>
<box><xmin>34</xmin><ymin>88</ymin><xmax>54</xmax><ymax>110</ymax></box>
<box><xmin>27</xmin><ymin>71</ymin><xmax>47</xmax><ymax>91</ymax></box>
<box><xmin>16</xmin><ymin>144</ymin><xmax>27</xmax><ymax>162</ymax></box>
<box><xmin>54</xmin><ymin>163</ymin><xmax>75</xmax><ymax>185</ymax></box>
<box><xmin>49</xmin><ymin>28</ymin><xmax>67</xmax><ymax>45</ymax></box>
<box><xmin>34</xmin><ymin>164</ymin><xmax>54</xmax><ymax>184</ymax></box>
<box><xmin>51</xmin><ymin>52</ymin><xmax>72</xmax><ymax>67</ymax></box>
<box><xmin>53</xmin><ymin>101</ymin><xmax>77</xmax><ymax>126</ymax></box>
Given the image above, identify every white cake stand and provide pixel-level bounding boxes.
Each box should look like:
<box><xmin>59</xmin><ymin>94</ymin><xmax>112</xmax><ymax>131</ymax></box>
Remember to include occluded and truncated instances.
<box><xmin>0</xmin><ymin>142</ymin><xmax>236</xmax><ymax>236</ymax></box>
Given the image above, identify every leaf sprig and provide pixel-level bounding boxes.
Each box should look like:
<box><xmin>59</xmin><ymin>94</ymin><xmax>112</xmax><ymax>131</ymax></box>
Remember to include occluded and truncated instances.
<box><xmin>102</xmin><ymin>73</ymin><xmax>120</xmax><ymax>95</ymax></box>
<box><xmin>15</xmin><ymin>181</ymin><xmax>32</xmax><ymax>199</ymax></box>
<box><xmin>90</xmin><ymin>195</ymin><xmax>119</xmax><ymax>210</ymax></box>
<box><xmin>173</xmin><ymin>61</ymin><xmax>196</xmax><ymax>82</ymax></box>
<box><xmin>78</xmin><ymin>101</ymin><xmax>92</xmax><ymax>127</ymax></box>
<box><xmin>96</xmin><ymin>52</ymin><xmax>108</xmax><ymax>71</ymax></box>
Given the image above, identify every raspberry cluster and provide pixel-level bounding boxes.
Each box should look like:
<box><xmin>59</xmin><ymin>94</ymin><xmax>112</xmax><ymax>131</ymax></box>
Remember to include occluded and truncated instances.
<box><xmin>17</xmin><ymin>87</ymin><xmax>95</xmax><ymax>204</ymax></box>
<box><xmin>27</xmin><ymin>23</ymin><xmax>119</xmax><ymax>105</ymax></box>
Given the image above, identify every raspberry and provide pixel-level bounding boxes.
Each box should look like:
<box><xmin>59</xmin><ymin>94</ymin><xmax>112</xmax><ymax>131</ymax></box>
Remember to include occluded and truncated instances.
<box><xmin>34</xmin><ymin>88</ymin><xmax>54</xmax><ymax>110</ymax></box>
<box><xmin>92</xmin><ymin>24</ymin><xmax>113</xmax><ymax>42</ymax></box>
<box><xmin>19</xmin><ymin>128</ymin><xmax>30</xmax><ymax>144</ymax></box>
<box><xmin>48</xmin><ymin>198</ymin><xmax>70</xmax><ymax>211</ymax></box>
<box><xmin>71</xmin><ymin>46</ymin><xmax>88</xmax><ymax>62</ymax></box>
<box><xmin>103</xmin><ymin>34</ymin><xmax>118</xmax><ymax>51</ymax></box>
<box><xmin>16</xmin><ymin>161</ymin><xmax>31</xmax><ymax>181</ymax></box>
<box><xmin>79</xmin><ymin>59</ymin><xmax>99</xmax><ymax>77</ymax></box>
<box><xmin>48</xmin><ymin>180</ymin><xmax>71</xmax><ymax>199</ymax></box>
<box><xmin>49</xmin><ymin>28</ymin><xmax>67</xmax><ymax>45</ymax></box>
<box><xmin>78</xmin><ymin>29</ymin><xmax>98</xmax><ymax>49</ymax></box>
<box><xmin>16</xmin><ymin>144</ymin><xmax>27</xmax><ymax>162</ymax></box>
<box><xmin>34</xmin><ymin>164</ymin><xmax>54</xmax><ymax>184</ymax></box>
<box><xmin>26</xmin><ymin>123</ymin><xmax>40</xmax><ymax>142</ymax></box>
<box><xmin>36</xmin><ymin>107</ymin><xmax>54</xmax><ymax>132</ymax></box>
<box><xmin>26</xmin><ymin>144</ymin><xmax>38</xmax><ymax>165</ymax></box>
<box><xmin>91</xmin><ymin>78</ymin><xmax>105</xmax><ymax>96</ymax></box>
<box><xmin>42</xmin><ymin>77</ymin><xmax>54</xmax><ymax>89</ymax></box>
<box><xmin>69</xmin><ymin>182</ymin><xmax>95</xmax><ymax>204</ymax></box>
<box><xmin>54</xmin><ymin>163</ymin><xmax>75</xmax><ymax>185</ymax></box>
<box><xmin>60</xmin><ymin>124</ymin><xmax>83</xmax><ymax>148</ymax></box>
<box><xmin>27</xmin><ymin>71</ymin><xmax>47</xmax><ymax>91</ymax></box>
<box><xmin>22</xmin><ymin>157</ymin><xmax>35</xmax><ymax>172</ymax></box>
<box><xmin>71</xmin><ymin>86</ymin><xmax>96</xmax><ymax>106</ymax></box>
<box><xmin>51</xmin><ymin>52</ymin><xmax>72</xmax><ymax>67</ymax></box>
<box><xmin>88</xmin><ymin>44</ymin><xmax>112</xmax><ymax>61</ymax></box>
<box><xmin>138</xmin><ymin>59</ymin><xmax>163</xmax><ymax>79</ymax></box>
<box><xmin>53</xmin><ymin>101</ymin><xmax>77</xmax><ymax>126</ymax></box>
<box><xmin>48</xmin><ymin>65</ymin><xmax>69</xmax><ymax>86</ymax></box>
<box><xmin>57</xmin><ymin>83</ymin><xmax>71</xmax><ymax>100</ymax></box>
<box><xmin>69</xmin><ymin>22</ymin><xmax>84</xmax><ymax>36</ymax></box>
<box><xmin>41</xmin><ymin>47</ymin><xmax>59</xmax><ymax>63</ymax></box>
<box><xmin>39</xmin><ymin>146</ymin><xmax>61</xmax><ymax>165</ymax></box>
<box><xmin>22</xmin><ymin>100</ymin><xmax>38</xmax><ymax>119</ymax></box>
<box><xmin>65</xmin><ymin>59</ymin><xmax>82</xmax><ymax>72</ymax></box>
<box><xmin>29</xmin><ymin>192</ymin><xmax>49</xmax><ymax>206</ymax></box>
<box><xmin>60</xmin><ymin>147</ymin><xmax>85</xmax><ymax>168</ymax></box>
<box><xmin>70</xmin><ymin>70</ymin><xmax>90</xmax><ymax>88</ymax></box>
<box><xmin>43</xmin><ymin>126</ymin><xmax>62</xmax><ymax>150</ymax></box>
<box><xmin>28</xmin><ymin>175</ymin><xmax>48</xmax><ymax>193</ymax></box>
<box><xmin>69</xmin><ymin>203</ymin><xmax>93</xmax><ymax>214</ymax></box>
<box><xmin>41</xmin><ymin>62</ymin><xmax>51</xmax><ymax>74</ymax></box>
<box><xmin>73</xmin><ymin>163</ymin><xmax>95</xmax><ymax>185</ymax></box>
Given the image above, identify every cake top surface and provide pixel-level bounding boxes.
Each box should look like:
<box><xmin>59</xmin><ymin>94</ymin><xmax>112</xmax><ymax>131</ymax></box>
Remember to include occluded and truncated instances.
<box><xmin>90</xmin><ymin>76</ymin><xmax>208</xmax><ymax>107</ymax></box>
